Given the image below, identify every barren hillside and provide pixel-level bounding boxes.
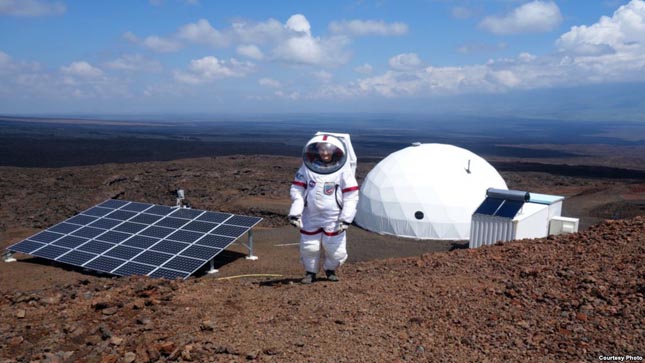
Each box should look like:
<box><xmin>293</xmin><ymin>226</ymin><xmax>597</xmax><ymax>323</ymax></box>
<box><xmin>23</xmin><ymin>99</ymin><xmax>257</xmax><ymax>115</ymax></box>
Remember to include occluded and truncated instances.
<box><xmin>0</xmin><ymin>156</ymin><xmax>643</xmax><ymax>362</ymax></box>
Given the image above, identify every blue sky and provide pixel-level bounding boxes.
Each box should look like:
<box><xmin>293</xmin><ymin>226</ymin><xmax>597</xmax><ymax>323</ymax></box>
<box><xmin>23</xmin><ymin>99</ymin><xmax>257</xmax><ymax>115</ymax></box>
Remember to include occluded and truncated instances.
<box><xmin>1</xmin><ymin>0</ymin><xmax>644</xmax><ymax>120</ymax></box>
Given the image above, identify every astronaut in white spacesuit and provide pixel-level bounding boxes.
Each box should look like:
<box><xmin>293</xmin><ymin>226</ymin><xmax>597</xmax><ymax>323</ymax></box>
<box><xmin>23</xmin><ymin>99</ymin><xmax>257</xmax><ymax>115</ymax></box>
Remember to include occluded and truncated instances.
<box><xmin>288</xmin><ymin>134</ymin><xmax>359</xmax><ymax>284</ymax></box>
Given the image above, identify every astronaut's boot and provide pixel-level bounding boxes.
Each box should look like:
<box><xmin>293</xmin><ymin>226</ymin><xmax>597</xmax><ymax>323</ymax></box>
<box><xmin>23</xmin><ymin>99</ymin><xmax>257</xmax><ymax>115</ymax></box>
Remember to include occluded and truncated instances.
<box><xmin>301</xmin><ymin>271</ymin><xmax>316</xmax><ymax>284</ymax></box>
<box><xmin>325</xmin><ymin>270</ymin><xmax>339</xmax><ymax>282</ymax></box>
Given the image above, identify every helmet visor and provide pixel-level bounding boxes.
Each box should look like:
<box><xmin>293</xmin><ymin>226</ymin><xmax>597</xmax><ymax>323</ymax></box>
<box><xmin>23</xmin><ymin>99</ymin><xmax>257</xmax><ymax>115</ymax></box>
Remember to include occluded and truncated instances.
<box><xmin>303</xmin><ymin>141</ymin><xmax>346</xmax><ymax>174</ymax></box>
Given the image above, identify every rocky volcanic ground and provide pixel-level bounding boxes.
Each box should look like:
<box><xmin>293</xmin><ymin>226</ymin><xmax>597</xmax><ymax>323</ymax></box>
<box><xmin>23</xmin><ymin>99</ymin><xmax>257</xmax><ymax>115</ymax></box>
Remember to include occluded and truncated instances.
<box><xmin>0</xmin><ymin>155</ymin><xmax>643</xmax><ymax>362</ymax></box>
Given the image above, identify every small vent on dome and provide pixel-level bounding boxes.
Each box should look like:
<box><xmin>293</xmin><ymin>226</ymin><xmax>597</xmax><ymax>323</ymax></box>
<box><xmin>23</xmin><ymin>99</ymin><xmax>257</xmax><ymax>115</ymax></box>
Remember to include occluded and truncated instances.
<box><xmin>414</xmin><ymin>211</ymin><xmax>424</xmax><ymax>220</ymax></box>
<box><xmin>411</xmin><ymin>142</ymin><xmax>421</xmax><ymax>146</ymax></box>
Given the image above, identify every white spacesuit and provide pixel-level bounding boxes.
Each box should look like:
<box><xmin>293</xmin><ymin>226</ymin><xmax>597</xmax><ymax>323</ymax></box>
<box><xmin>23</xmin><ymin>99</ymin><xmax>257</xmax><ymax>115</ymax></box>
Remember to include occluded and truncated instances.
<box><xmin>288</xmin><ymin>134</ymin><xmax>359</xmax><ymax>283</ymax></box>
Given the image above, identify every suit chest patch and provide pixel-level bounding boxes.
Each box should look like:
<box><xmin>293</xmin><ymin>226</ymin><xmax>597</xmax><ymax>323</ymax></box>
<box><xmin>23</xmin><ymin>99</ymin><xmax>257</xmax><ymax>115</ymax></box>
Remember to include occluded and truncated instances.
<box><xmin>323</xmin><ymin>182</ymin><xmax>335</xmax><ymax>196</ymax></box>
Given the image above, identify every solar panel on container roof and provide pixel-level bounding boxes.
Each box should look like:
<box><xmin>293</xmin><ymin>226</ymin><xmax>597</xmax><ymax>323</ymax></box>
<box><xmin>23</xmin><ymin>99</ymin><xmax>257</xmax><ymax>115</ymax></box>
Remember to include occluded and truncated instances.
<box><xmin>495</xmin><ymin>200</ymin><xmax>524</xmax><ymax>218</ymax></box>
<box><xmin>5</xmin><ymin>199</ymin><xmax>262</xmax><ymax>280</ymax></box>
<box><xmin>474</xmin><ymin>198</ymin><xmax>503</xmax><ymax>216</ymax></box>
<box><xmin>473</xmin><ymin>197</ymin><xmax>525</xmax><ymax>218</ymax></box>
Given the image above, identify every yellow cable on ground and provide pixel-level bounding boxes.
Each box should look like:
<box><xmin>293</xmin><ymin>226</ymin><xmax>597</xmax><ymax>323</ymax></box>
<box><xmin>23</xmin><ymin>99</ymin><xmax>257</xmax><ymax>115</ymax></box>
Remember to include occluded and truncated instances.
<box><xmin>216</xmin><ymin>274</ymin><xmax>283</xmax><ymax>280</ymax></box>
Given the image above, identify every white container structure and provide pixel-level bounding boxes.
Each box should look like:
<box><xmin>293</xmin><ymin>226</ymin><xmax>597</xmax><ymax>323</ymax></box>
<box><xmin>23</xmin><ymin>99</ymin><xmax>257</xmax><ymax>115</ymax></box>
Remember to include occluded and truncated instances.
<box><xmin>469</xmin><ymin>188</ymin><xmax>579</xmax><ymax>248</ymax></box>
<box><xmin>549</xmin><ymin>216</ymin><xmax>580</xmax><ymax>235</ymax></box>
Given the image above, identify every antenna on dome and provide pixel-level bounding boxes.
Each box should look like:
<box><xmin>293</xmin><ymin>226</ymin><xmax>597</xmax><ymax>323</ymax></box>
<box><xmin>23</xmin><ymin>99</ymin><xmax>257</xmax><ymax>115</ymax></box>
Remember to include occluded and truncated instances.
<box><xmin>465</xmin><ymin>159</ymin><xmax>471</xmax><ymax>174</ymax></box>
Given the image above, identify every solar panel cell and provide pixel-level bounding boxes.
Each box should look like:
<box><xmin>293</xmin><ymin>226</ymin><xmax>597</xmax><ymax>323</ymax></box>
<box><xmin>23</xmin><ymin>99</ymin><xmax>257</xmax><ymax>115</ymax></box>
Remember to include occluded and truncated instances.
<box><xmin>67</xmin><ymin>215</ymin><xmax>98</xmax><ymax>225</ymax></box>
<box><xmin>130</xmin><ymin>213</ymin><xmax>163</xmax><ymax>224</ymax></box>
<box><xmin>195</xmin><ymin>234</ymin><xmax>236</xmax><ymax>249</ymax></box>
<box><xmin>105</xmin><ymin>245</ymin><xmax>144</xmax><ymax>260</ymax></box>
<box><xmin>48</xmin><ymin>222</ymin><xmax>82</xmax><ymax>234</ymax></box>
<box><xmin>113</xmin><ymin>262</ymin><xmax>156</xmax><ymax>276</ymax></box>
<box><xmin>151</xmin><ymin>240</ymin><xmax>189</xmax><ymax>254</ymax></box>
<box><xmin>95</xmin><ymin>231</ymin><xmax>131</xmax><ymax>243</ymax></box>
<box><xmin>226</xmin><ymin>215</ymin><xmax>262</xmax><ymax>227</ymax></box>
<box><xmin>105</xmin><ymin>210</ymin><xmax>137</xmax><ymax>221</ymax></box>
<box><xmin>122</xmin><ymin>235</ymin><xmax>159</xmax><ymax>249</ymax></box>
<box><xmin>113</xmin><ymin>222</ymin><xmax>148</xmax><ymax>234</ymax></box>
<box><xmin>8</xmin><ymin>240</ymin><xmax>46</xmax><ymax>254</ymax></box>
<box><xmin>88</xmin><ymin>218</ymin><xmax>122</xmax><ymax>230</ymax></box>
<box><xmin>155</xmin><ymin>217</ymin><xmax>189</xmax><ymax>229</ymax></box>
<box><xmin>84</xmin><ymin>256</ymin><xmax>125</xmax><ymax>273</ymax></box>
<box><xmin>163</xmin><ymin>256</ymin><xmax>204</xmax><ymax>272</ymax></box>
<box><xmin>121</xmin><ymin>202</ymin><xmax>152</xmax><ymax>212</ymax></box>
<box><xmin>77</xmin><ymin>240</ymin><xmax>114</xmax><ymax>254</ymax></box>
<box><xmin>170</xmin><ymin>208</ymin><xmax>203</xmax><ymax>220</ymax></box>
<box><xmin>180</xmin><ymin>245</ymin><xmax>221</xmax><ymax>260</ymax></box>
<box><xmin>56</xmin><ymin>250</ymin><xmax>96</xmax><ymax>266</ymax></box>
<box><xmin>146</xmin><ymin>205</ymin><xmax>174</xmax><ymax>216</ymax></box>
<box><xmin>166</xmin><ymin>229</ymin><xmax>202</xmax><ymax>243</ymax></box>
<box><xmin>32</xmin><ymin>245</ymin><xmax>69</xmax><ymax>259</ymax></box>
<box><xmin>52</xmin><ymin>235</ymin><xmax>88</xmax><ymax>248</ymax></box>
<box><xmin>134</xmin><ymin>250</ymin><xmax>173</xmax><ymax>266</ymax></box>
<box><xmin>31</xmin><ymin>231</ymin><xmax>64</xmax><ymax>243</ymax></box>
<box><xmin>139</xmin><ymin>226</ymin><xmax>174</xmax><ymax>238</ymax></box>
<box><xmin>83</xmin><ymin>207</ymin><xmax>113</xmax><ymax>217</ymax></box>
<box><xmin>71</xmin><ymin>226</ymin><xmax>105</xmax><ymax>239</ymax></box>
<box><xmin>212</xmin><ymin>224</ymin><xmax>248</xmax><ymax>238</ymax></box>
<box><xmin>182</xmin><ymin>220</ymin><xmax>218</xmax><ymax>233</ymax></box>
<box><xmin>197</xmin><ymin>211</ymin><xmax>232</xmax><ymax>223</ymax></box>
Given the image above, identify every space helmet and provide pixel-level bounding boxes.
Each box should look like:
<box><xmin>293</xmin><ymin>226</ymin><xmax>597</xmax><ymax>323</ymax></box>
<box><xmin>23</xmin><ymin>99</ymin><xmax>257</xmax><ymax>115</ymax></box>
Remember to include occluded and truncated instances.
<box><xmin>302</xmin><ymin>134</ymin><xmax>347</xmax><ymax>174</ymax></box>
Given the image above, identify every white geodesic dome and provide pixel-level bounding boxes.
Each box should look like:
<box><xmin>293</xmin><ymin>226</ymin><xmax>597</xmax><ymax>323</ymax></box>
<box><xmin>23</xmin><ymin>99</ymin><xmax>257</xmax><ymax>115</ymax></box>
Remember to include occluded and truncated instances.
<box><xmin>355</xmin><ymin>143</ymin><xmax>508</xmax><ymax>240</ymax></box>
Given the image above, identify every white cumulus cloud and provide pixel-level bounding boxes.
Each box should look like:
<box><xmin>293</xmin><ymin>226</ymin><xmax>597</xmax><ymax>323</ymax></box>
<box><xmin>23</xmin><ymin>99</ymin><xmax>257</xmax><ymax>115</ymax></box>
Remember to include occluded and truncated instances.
<box><xmin>285</xmin><ymin>14</ymin><xmax>312</xmax><ymax>35</ymax></box>
<box><xmin>104</xmin><ymin>54</ymin><xmax>162</xmax><ymax>72</ymax></box>
<box><xmin>122</xmin><ymin>31</ymin><xmax>140</xmax><ymax>43</ymax></box>
<box><xmin>0</xmin><ymin>0</ymin><xmax>65</xmax><ymax>17</ymax></box>
<box><xmin>388</xmin><ymin>53</ymin><xmax>423</xmax><ymax>71</ymax></box>
<box><xmin>357</xmin><ymin>8</ymin><xmax>645</xmax><ymax>99</ymax></box>
<box><xmin>313</xmin><ymin>70</ymin><xmax>332</xmax><ymax>82</ymax></box>
<box><xmin>341</xmin><ymin>0</ymin><xmax>645</xmax><ymax>99</ymax></box>
<box><xmin>132</xmin><ymin>19</ymin><xmax>228</xmax><ymax>53</ymax></box>
<box><xmin>273</xmin><ymin>14</ymin><xmax>350</xmax><ymax>66</ymax></box>
<box><xmin>174</xmin><ymin>56</ymin><xmax>255</xmax><ymax>84</ymax></box>
<box><xmin>457</xmin><ymin>42</ymin><xmax>507</xmax><ymax>54</ymax></box>
<box><xmin>143</xmin><ymin>36</ymin><xmax>182</xmax><ymax>53</ymax></box>
<box><xmin>556</xmin><ymin>0</ymin><xmax>645</xmax><ymax>56</ymax></box>
<box><xmin>237</xmin><ymin>44</ymin><xmax>264</xmax><ymax>60</ymax></box>
<box><xmin>60</xmin><ymin>61</ymin><xmax>104</xmax><ymax>78</ymax></box>
<box><xmin>328</xmin><ymin>20</ymin><xmax>408</xmax><ymax>36</ymax></box>
<box><xmin>177</xmin><ymin>19</ymin><xmax>228</xmax><ymax>47</ymax></box>
<box><xmin>127</xmin><ymin>14</ymin><xmax>352</xmax><ymax>67</ymax></box>
<box><xmin>0</xmin><ymin>50</ymin><xmax>10</xmax><ymax>65</ymax></box>
<box><xmin>274</xmin><ymin>35</ymin><xmax>322</xmax><ymax>65</ymax></box>
<box><xmin>258</xmin><ymin>77</ymin><xmax>281</xmax><ymax>88</ymax></box>
<box><xmin>231</xmin><ymin>18</ymin><xmax>285</xmax><ymax>44</ymax></box>
<box><xmin>479</xmin><ymin>1</ymin><xmax>562</xmax><ymax>35</ymax></box>
<box><xmin>354</xmin><ymin>63</ymin><xmax>373</xmax><ymax>74</ymax></box>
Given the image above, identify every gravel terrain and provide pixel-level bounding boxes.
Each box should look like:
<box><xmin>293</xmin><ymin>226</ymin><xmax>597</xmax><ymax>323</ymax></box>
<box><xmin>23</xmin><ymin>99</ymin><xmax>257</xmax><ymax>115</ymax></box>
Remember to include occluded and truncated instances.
<box><xmin>0</xmin><ymin>156</ymin><xmax>643</xmax><ymax>362</ymax></box>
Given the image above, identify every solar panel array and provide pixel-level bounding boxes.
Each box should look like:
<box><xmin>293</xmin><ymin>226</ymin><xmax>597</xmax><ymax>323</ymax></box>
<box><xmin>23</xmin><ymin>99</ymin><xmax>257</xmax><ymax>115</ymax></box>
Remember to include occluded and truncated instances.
<box><xmin>6</xmin><ymin>200</ymin><xmax>262</xmax><ymax>279</ymax></box>
<box><xmin>473</xmin><ymin>197</ymin><xmax>524</xmax><ymax>218</ymax></box>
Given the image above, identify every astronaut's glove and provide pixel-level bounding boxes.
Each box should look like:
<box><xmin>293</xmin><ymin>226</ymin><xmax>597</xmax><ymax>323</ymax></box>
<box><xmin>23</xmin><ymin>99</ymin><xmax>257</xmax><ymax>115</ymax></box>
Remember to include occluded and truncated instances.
<box><xmin>337</xmin><ymin>221</ymin><xmax>350</xmax><ymax>233</ymax></box>
<box><xmin>288</xmin><ymin>215</ymin><xmax>302</xmax><ymax>229</ymax></box>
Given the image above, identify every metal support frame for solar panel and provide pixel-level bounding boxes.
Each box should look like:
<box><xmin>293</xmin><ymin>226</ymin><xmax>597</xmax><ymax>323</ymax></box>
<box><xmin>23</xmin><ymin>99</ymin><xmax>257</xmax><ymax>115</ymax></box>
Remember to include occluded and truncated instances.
<box><xmin>4</xmin><ymin>199</ymin><xmax>262</xmax><ymax>280</ymax></box>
